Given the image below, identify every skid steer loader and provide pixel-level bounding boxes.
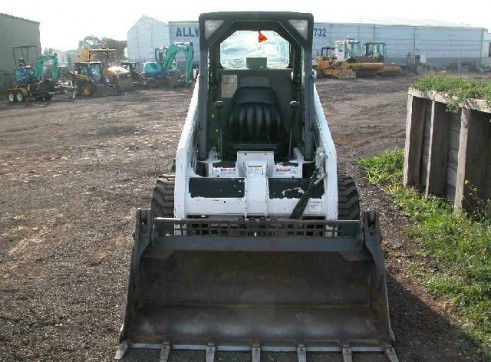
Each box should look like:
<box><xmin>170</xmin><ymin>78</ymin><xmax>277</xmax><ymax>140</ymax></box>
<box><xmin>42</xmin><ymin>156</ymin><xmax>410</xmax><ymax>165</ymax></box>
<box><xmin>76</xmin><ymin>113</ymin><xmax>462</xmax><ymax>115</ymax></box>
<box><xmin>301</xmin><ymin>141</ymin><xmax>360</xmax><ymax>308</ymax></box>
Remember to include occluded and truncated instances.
<box><xmin>116</xmin><ymin>12</ymin><xmax>398</xmax><ymax>361</ymax></box>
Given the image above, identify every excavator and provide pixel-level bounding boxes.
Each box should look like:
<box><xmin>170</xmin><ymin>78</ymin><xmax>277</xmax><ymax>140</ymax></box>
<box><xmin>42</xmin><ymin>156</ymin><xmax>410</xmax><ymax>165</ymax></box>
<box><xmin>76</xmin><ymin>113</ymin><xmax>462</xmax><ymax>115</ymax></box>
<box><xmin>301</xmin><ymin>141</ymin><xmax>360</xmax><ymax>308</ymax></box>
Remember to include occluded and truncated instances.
<box><xmin>116</xmin><ymin>11</ymin><xmax>398</xmax><ymax>362</ymax></box>
<box><xmin>139</xmin><ymin>42</ymin><xmax>194</xmax><ymax>88</ymax></box>
<box><xmin>7</xmin><ymin>45</ymin><xmax>66</xmax><ymax>103</ymax></box>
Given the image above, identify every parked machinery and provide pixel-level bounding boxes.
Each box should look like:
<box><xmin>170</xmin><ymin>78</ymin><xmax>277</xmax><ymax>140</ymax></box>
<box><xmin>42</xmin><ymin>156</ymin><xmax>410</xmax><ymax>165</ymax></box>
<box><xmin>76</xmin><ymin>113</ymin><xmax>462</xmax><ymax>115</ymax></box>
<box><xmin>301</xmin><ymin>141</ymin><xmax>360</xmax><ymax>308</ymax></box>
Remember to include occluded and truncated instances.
<box><xmin>363</xmin><ymin>42</ymin><xmax>402</xmax><ymax>77</ymax></box>
<box><xmin>116</xmin><ymin>11</ymin><xmax>398</xmax><ymax>362</ymax></box>
<box><xmin>70</xmin><ymin>48</ymin><xmax>132</xmax><ymax>97</ymax></box>
<box><xmin>140</xmin><ymin>42</ymin><xmax>195</xmax><ymax>87</ymax></box>
<box><xmin>7</xmin><ymin>45</ymin><xmax>66</xmax><ymax>103</ymax></box>
<box><xmin>332</xmin><ymin>39</ymin><xmax>401</xmax><ymax>78</ymax></box>
<box><xmin>312</xmin><ymin>45</ymin><xmax>356</xmax><ymax>79</ymax></box>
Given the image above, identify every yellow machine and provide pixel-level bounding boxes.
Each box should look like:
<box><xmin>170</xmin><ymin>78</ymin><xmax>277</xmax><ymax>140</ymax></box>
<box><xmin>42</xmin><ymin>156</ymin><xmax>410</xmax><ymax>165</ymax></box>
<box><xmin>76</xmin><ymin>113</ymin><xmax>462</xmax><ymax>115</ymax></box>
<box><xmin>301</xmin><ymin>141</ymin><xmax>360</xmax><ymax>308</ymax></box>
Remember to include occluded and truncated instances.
<box><xmin>70</xmin><ymin>48</ymin><xmax>132</xmax><ymax>97</ymax></box>
<box><xmin>364</xmin><ymin>42</ymin><xmax>402</xmax><ymax>77</ymax></box>
<box><xmin>333</xmin><ymin>39</ymin><xmax>401</xmax><ymax>78</ymax></box>
<box><xmin>312</xmin><ymin>46</ymin><xmax>356</xmax><ymax>79</ymax></box>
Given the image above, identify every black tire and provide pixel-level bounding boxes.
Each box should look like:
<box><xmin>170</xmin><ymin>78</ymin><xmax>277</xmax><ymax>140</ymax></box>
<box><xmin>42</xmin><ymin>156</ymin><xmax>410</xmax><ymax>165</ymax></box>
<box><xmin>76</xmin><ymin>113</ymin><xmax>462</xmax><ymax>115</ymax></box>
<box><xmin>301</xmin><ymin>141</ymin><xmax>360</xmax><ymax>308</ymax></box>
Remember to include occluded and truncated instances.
<box><xmin>151</xmin><ymin>175</ymin><xmax>175</xmax><ymax>218</ymax></box>
<box><xmin>338</xmin><ymin>175</ymin><xmax>360</xmax><ymax>220</ymax></box>
<box><xmin>146</xmin><ymin>80</ymin><xmax>158</xmax><ymax>89</ymax></box>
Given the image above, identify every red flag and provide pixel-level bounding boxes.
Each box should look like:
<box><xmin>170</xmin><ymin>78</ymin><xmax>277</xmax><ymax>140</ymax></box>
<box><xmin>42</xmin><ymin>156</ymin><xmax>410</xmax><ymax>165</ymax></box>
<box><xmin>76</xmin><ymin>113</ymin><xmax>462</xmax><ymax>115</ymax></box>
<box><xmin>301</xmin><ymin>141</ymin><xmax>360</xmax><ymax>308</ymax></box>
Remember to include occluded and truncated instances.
<box><xmin>258</xmin><ymin>31</ymin><xmax>268</xmax><ymax>43</ymax></box>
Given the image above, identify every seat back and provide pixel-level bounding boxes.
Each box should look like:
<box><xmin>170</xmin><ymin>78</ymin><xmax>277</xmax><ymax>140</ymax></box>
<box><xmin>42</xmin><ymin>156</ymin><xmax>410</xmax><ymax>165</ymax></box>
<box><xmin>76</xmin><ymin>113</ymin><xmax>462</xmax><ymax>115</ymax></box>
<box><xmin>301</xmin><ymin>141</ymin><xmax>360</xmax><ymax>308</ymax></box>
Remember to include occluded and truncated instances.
<box><xmin>228</xmin><ymin>87</ymin><xmax>282</xmax><ymax>144</ymax></box>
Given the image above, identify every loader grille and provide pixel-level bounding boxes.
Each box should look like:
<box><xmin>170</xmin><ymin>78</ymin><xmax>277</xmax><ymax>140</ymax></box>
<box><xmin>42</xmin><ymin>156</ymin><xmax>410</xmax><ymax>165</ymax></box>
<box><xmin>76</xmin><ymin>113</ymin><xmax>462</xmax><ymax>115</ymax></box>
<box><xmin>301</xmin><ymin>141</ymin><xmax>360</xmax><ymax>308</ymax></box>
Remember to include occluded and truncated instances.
<box><xmin>156</xmin><ymin>218</ymin><xmax>359</xmax><ymax>238</ymax></box>
<box><xmin>150</xmin><ymin>218</ymin><xmax>365</xmax><ymax>252</ymax></box>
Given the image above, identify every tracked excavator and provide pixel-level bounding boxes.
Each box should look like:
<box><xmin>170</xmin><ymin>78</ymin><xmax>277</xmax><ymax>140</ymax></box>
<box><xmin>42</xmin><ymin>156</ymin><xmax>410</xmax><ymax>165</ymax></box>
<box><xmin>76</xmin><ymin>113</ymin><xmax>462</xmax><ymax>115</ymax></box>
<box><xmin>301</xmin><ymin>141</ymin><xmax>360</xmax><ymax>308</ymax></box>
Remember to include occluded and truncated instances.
<box><xmin>116</xmin><ymin>12</ymin><xmax>398</xmax><ymax>362</ymax></box>
<box><xmin>140</xmin><ymin>42</ymin><xmax>195</xmax><ymax>88</ymax></box>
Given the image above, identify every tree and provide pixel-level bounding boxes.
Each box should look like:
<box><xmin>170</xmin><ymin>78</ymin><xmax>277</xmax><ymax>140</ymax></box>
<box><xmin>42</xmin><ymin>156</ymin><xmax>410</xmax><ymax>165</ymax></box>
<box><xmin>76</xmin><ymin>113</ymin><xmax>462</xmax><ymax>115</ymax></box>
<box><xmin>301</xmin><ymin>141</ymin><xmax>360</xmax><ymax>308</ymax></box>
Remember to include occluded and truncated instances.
<box><xmin>78</xmin><ymin>35</ymin><xmax>101</xmax><ymax>50</ymax></box>
<box><xmin>101</xmin><ymin>38</ymin><xmax>127</xmax><ymax>61</ymax></box>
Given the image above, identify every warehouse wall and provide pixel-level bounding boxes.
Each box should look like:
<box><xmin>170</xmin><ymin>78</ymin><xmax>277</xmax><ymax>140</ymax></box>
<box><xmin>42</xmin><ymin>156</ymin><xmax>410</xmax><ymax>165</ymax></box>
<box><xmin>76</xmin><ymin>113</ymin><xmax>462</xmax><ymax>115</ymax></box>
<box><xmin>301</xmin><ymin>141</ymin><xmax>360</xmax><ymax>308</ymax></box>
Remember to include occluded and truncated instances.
<box><xmin>127</xmin><ymin>17</ymin><xmax>488</xmax><ymax>69</ymax></box>
<box><xmin>313</xmin><ymin>23</ymin><xmax>485</xmax><ymax>66</ymax></box>
<box><xmin>483</xmin><ymin>33</ymin><xmax>491</xmax><ymax>66</ymax></box>
<box><xmin>0</xmin><ymin>13</ymin><xmax>41</xmax><ymax>72</ymax></box>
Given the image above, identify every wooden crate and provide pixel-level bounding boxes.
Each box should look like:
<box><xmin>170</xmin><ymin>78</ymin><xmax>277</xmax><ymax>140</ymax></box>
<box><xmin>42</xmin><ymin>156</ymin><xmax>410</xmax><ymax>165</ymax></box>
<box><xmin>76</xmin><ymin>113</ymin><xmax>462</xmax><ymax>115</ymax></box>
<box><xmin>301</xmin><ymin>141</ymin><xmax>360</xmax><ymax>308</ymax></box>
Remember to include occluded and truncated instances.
<box><xmin>404</xmin><ymin>89</ymin><xmax>491</xmax><ymax>211</ymax></box>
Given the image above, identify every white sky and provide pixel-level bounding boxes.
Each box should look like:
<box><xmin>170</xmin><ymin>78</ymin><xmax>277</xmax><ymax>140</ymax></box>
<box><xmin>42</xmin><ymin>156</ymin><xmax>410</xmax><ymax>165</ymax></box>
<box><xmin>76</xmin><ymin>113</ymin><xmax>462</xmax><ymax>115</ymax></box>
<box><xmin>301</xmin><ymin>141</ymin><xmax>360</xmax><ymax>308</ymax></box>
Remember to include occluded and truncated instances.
<box><xmin>2</xmin><ymin>0</ymin><xmax>490</xmax><ymax>50</ymax></box>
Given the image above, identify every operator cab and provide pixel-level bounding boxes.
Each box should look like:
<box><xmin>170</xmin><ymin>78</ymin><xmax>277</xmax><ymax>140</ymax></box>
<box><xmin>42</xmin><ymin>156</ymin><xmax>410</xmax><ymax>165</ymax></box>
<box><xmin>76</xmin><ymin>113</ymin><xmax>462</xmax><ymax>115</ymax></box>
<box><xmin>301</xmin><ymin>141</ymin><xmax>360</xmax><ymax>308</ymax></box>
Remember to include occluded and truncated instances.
<box><xmin>195</xmin><ymin>14</ymin><xmax>317</xmax><ymax>182</ymax></box>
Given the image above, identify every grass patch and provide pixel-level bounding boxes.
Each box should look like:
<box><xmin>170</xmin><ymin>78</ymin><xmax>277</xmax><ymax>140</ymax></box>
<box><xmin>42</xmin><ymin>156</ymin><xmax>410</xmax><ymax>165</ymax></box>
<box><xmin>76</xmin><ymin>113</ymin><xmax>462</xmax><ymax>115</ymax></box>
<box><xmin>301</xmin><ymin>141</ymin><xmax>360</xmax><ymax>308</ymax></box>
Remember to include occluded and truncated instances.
<box><xmin>411</xmin><ymin>74</ymin><xmax>491</xmax><ymax>112</ymax></box>
<box><xmin>360</xmin><ymin>148</ymin><xmax>491</xmax><ymax>354</ymax></box>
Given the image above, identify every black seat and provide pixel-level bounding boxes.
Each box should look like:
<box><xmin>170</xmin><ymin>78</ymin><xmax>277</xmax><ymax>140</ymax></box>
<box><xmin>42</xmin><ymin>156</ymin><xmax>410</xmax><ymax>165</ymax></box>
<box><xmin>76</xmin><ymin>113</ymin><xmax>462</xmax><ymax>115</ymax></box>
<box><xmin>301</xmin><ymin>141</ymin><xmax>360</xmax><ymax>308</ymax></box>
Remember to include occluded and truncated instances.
<box><xmin>227</xmin><ymin>87</ymin><xmax>282</xmax><ymax>143</ymax></box>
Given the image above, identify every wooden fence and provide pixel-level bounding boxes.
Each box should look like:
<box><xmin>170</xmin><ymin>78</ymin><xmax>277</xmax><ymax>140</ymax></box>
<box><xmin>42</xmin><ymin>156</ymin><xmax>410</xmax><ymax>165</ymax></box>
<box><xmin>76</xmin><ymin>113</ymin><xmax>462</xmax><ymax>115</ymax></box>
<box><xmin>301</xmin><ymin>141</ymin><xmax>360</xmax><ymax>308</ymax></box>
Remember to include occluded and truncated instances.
<box><xmin>404</xmin><ymin>89</ymin><xmax>491</xmax><ymax>211</ymax></box>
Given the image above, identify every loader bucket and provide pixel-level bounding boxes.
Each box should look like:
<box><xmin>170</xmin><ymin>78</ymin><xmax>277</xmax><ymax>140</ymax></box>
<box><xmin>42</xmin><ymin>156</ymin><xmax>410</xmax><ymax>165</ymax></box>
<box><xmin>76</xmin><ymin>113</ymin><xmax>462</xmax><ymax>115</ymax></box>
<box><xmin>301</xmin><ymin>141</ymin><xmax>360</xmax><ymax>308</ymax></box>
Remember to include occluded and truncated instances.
<box><xmin>92</xmin><ymin>84</ymin><xmax>123</xmax><ymax>97</ymax></box>
<box><xmin>336</xmin><ymin>70</ymin><xmax>357</xmax><ymax>80</ymax></box>
<box><xmin>116</xmin><ymin>210</ymin><xmax>397</xmax><ymax>361</ymax></box>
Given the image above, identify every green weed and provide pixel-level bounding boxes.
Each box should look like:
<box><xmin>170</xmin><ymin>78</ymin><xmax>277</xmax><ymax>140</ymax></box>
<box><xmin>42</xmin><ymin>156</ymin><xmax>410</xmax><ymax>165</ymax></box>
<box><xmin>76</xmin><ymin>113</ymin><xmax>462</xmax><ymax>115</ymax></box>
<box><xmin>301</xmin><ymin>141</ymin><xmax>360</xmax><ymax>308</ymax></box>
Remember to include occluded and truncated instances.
<box><xmin>360</xmin><ymin>148</ymin><xmax>491</xmax><ymax>353</ymax></box>
<box><xmin>412</xmin><ymin>74</ymin><xmax>491</xmax><ymax>112</ymax></box>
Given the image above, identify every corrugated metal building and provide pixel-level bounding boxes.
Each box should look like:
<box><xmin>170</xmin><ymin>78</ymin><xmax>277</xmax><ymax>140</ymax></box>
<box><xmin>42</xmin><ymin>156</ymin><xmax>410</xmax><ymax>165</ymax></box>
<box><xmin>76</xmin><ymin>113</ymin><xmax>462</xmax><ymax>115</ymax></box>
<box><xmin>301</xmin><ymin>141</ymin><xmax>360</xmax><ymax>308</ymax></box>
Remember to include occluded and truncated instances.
<box><xmin>312</xmin><ymin>23</ymin><xmax>487</xmax><ymax>66</ymax></box>
<box><xmin>0</xmin><ymin>13</ymin><xmax>41</xmax><ymax>72</ymax></box>
<box><xmin>127</xmin><ymin>15</ymin><xmax>170</xmax><ymax>63</ymax></box>
<box><xmin>128</xmin><ymin>17</ymin><xmax>489</xmax><ymax>68</ymax></box>
<box><xmin>483</xmin><ymin>32</ymin><xmax>491</xmax><ymax>66</ymax></box>
<box><xmin>169</xmin><ymin>21</ymin><xmax>200</xmax><ymax>66</ymax></box>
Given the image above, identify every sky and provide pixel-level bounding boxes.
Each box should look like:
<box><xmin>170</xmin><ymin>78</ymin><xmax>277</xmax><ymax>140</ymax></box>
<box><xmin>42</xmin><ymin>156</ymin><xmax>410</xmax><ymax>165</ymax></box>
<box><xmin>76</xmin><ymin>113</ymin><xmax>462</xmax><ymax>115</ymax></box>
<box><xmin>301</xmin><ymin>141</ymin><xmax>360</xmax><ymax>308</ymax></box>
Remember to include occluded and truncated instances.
<box><xmin>2</xmin><ymin>0</ymin><xmax>490</xmax><ymax>51</ymax></box>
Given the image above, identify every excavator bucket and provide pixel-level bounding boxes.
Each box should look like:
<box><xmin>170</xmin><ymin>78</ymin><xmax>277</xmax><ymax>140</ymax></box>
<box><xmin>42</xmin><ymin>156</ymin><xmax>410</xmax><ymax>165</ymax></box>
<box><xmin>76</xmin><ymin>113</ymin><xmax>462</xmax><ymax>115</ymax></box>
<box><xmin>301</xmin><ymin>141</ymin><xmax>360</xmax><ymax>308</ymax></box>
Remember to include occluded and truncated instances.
<box><xmin>116</xmin><ymin>210</ymin><xmax>397</xmax><ymax>361</ymax></box>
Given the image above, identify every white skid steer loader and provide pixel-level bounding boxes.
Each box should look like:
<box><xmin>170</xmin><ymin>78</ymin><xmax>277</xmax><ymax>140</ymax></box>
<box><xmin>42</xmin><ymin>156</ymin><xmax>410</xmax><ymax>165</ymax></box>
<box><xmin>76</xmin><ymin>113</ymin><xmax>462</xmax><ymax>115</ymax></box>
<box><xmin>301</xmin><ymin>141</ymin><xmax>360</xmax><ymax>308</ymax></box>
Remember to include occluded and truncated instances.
<box><xmin>116</xmin><ymin>12</ymin><xmax>398</xmax><ymax>362</ymax></box>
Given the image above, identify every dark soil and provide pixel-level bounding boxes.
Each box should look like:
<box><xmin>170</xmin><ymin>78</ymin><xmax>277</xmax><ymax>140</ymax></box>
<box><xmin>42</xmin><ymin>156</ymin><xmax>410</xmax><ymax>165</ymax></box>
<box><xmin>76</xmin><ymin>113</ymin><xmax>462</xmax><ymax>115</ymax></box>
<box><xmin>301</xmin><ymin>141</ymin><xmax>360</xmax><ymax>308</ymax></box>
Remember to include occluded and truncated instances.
<box><xmin>0</xmin><ymin>77</ymin><xmax>484</xmax><ymax>361</ymax></box>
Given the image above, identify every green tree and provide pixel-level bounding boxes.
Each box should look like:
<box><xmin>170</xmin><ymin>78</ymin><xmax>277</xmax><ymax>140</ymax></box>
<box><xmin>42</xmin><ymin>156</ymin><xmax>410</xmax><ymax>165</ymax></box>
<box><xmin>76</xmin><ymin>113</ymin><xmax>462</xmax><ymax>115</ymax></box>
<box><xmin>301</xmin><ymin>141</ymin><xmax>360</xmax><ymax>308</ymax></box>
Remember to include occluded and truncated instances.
<box><xmin>101</xmin><ymin>38</ymin><xmax>127</xmax><ymax>61</ymax></box>
<box><xmin>79</xmin><ymin>35</ymin><xmax>101</xmax><ymax>50</ymax></box>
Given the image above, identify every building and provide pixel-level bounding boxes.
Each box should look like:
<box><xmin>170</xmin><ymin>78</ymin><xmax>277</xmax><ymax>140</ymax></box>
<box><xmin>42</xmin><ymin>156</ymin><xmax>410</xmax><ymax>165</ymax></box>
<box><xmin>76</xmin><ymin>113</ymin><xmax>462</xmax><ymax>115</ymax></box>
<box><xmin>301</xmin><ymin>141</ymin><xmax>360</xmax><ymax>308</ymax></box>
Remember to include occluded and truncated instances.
<box><xmin>169</xmin><ymin>21</ymin><xmax>200</xmax><ymax>66</ymax></box>
<box><xmin>483</xmin><ymin>32</ymin><xmax>491</xmax><ymax>66</ymax></box>
<box><xmin>127</xmin><ymin>17</ymin><xmax>490</xmax><ymax>69</ymax></box>
<box><xmin>0</xmin><ymin>13</ymin><xmax>41</xmax><ymax>72</ymax></box>
<box><xmin>312</xmin><ymin>22</ymin><xmax>487</xmax><ymax>67</ymax></box>
<box><xmin>127</xmin><ymin>15</ymin><xmax>170</xmax><ymax>63</ymax></box>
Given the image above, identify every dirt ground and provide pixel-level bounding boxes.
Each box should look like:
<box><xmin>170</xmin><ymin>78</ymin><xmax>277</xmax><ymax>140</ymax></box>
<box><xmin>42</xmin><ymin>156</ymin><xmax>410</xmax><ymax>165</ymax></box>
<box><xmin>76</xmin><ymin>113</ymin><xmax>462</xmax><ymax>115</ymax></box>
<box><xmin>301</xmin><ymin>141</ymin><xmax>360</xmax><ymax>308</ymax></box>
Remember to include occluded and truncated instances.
<box><xmin>0</xmin><ymin>77</ymin><xmax>485</xmax><ymax>362</ymax></box>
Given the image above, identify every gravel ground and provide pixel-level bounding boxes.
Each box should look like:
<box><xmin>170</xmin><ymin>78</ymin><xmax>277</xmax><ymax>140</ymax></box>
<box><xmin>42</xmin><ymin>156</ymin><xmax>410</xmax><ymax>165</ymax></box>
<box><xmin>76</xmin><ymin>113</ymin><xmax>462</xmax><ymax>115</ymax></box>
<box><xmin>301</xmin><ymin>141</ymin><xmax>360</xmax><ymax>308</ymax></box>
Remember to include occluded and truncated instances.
<box><xmin>0</xmin><ymin>77</ymin><xmax>485</xmax><ymax>361</ymax></box>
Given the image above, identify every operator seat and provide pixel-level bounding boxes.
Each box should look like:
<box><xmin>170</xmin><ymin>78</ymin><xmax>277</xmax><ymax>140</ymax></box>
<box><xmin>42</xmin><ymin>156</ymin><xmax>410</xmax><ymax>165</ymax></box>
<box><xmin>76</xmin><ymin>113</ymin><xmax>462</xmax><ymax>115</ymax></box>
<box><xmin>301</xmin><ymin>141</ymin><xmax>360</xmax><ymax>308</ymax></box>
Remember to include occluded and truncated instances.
<box><xmin>227</xmin><ymin>87</ymin><xmax>283</xmax><ymax>148</ymax></box>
